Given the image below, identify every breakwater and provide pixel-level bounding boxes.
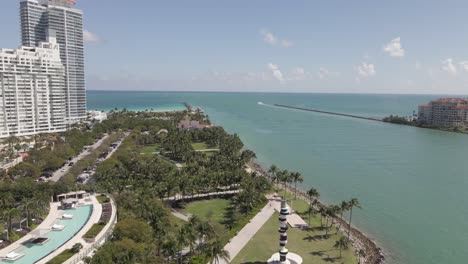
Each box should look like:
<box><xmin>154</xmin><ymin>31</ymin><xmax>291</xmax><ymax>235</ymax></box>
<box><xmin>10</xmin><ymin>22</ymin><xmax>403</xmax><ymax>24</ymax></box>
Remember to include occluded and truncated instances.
<box><xmin>274</xmin><ymin>104</ymin><xmax>383</xmax><ymax>122</ymax></box>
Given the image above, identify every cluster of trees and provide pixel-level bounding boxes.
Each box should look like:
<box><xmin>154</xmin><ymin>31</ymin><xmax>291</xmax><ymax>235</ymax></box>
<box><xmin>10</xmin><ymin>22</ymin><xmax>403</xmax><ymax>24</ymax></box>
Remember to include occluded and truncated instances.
<box><xmin>268</xmin><ymin>164</ymin><xmax>362</xmax><ymax>259</ymax></box>
<box><xmin>90</xmin><ymin>111</ymin><xmax>270</xmax><ymax>263</ymax></box>
<box><xmin>382</xmin><ymin>115</ymin><xmax>413</xmax><ymax>125</ymax></box>
<box><xmin>0</xmin><ymin>179</ymin><xmax>68</xmax><ymax>241</ymax></box>
<box><xmin>2</xmin><ymin>128</ymin><xmax>102</xmax><ymax>181</ymax></box>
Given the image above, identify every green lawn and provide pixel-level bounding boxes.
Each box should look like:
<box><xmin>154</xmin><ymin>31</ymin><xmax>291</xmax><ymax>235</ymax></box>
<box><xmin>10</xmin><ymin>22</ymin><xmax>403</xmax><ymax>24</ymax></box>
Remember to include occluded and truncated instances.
<box><xmin>139</xmin><ymin>144</ymin><xmax>160</xmax><ymax>154</ymax></box>
<box><xmin>83</xmin><ymin>223</ymin><xmax>106</xmax><ymax>239</ymax></box>
<box><xmin>232</xmin><ymin>189</ymin><xmax>358</xmax><ymax>264</ymax></box>
<box><xmin>191</xmin><ymin>142</ymin><xmax>209</xmax><ymax>150</ymax></box>
<box><xmin>169</xmin><ymin>214</ymin><xmax>187</xmax><ymax>229</ymax></box>
<box><xmin>96</xmin><ymin>194</ymin><xmax>110</xmax><ymax>204</ymax></box>
<box><xmin>181</xmin><ymin>199</ymin><xmax>230</xmax><ymax>224</ymax></box>
<box><xmin>46</xmin><ymin>249</ymin><xmax>75</xmax><ymax>264</ymax></box>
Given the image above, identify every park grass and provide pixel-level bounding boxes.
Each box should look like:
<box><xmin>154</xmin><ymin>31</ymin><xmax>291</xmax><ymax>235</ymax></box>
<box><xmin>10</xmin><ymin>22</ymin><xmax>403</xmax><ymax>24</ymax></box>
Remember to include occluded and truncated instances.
<box><xmin>231</xmin><ymin>188</ymin><xmax>358</xmax><ymax>264</ymax></box>
<box><xmin>139</xmin><ymin>144</ymin><xmax>160</xmax><ymax>155</ymax></box>
<box><xmin>96</xmin><ymin>194</ymin><xmax>110</xmax><ymax>204</ymax></box>
<box><xmin>191</xmin><ymin>142</ymin><xmax>209</xmax><ymax>150</ymax></box>
<box><xmin>45</xmin><ymin>249</ymin><xmax>75</xmax><ymax>264</ymax></box>
<box><xmin>83</xmin><ymin>223</ymin><xmax>106</xmax><ymax>239</ymax></box>
<box><xmin>169</xmin><ymin>214</ymin><xmax>187</xmax><ymax>229</ymax></box>
<box><xmin>181</xmin><ymin>198</ymin><xmax>230</xmax><ymax>224</ymax></box>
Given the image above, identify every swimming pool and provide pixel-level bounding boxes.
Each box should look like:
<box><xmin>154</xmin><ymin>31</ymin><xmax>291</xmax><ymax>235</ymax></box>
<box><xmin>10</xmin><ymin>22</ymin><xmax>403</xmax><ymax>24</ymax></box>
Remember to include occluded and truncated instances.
<box><xmin>1</xmin><ymin>205</ymin><xmax>93</xmax><ymax>264</ymax></box>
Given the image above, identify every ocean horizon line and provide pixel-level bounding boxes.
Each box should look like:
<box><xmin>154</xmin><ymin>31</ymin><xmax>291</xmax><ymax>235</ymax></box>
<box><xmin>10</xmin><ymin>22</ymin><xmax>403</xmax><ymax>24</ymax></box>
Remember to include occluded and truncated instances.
<box><xmin>87</xmin><ymin>89</ymin><xmax>468</xmax><ymax>97</ymax></box>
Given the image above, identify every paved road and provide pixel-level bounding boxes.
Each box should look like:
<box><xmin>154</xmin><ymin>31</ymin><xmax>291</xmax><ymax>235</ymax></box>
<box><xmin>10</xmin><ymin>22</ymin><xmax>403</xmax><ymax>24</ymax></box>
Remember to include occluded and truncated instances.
<box><xmin>216</xmin><ymin>196</ymin><xmax>276</xmax><ymax>264</ymax></box>
<box><xmin>164</xmin><ymin>189</ymin><xmax>241</xmax><ymax>201</ymax></box>
<box><xmin>48</xmin><ymin>134</ymin><xmax>110</xmax><ymax>182</ymax></box>
<box><xmin>171</xmin><ymin>210</ymin><xmax>190</xmax><ymax>222</ymax></box>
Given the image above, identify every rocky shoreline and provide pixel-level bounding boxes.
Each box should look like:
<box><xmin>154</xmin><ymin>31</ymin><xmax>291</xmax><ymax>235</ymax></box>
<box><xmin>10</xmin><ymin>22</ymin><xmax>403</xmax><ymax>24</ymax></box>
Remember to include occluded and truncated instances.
<box><xmin>250</xmin><ymin>162</ymin><xmax>385</xmax><ymax>264</ymax></box>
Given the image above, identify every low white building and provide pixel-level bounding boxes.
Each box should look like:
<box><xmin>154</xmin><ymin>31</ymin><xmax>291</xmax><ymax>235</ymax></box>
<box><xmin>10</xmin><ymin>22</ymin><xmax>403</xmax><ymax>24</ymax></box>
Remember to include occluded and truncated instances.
<box><xmin>88</xmin><ymin>111</ymin><xmax>107</xmax><ymax>122</ymax></box>
<box><xmin>0</xmin><ymin>31</ymin><xmax>66</xmax><ymax>138</ymax></box>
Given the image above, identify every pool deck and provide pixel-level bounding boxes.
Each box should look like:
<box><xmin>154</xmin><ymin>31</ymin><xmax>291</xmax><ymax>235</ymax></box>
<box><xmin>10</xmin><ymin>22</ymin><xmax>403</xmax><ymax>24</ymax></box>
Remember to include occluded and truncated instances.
<box><xmin>0</xmin><ymin>203</ymin><xmax>58</xmax><ymax>257</ymax></box>
<box><xmin>0</xmin><ymin>196</ymin><xmax>102</xmax><ymax>264</ymax></box>
<box><xmin>37</xmin><ymin>196</ymin><xmax>101</xmax><ymax>264</ymax></box>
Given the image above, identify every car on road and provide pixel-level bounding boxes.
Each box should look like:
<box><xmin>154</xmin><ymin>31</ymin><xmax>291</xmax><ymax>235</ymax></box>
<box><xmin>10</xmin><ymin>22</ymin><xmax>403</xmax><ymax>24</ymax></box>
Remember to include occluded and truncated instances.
<box><xmin>69</xmin><ymin>162</ymin><xmax>74</xmax><ymax>166</ymax></box>
<box><xmin>35</xmin><ymin>177</ymin><xmax>46</xmax><ymax>182</ymax></box>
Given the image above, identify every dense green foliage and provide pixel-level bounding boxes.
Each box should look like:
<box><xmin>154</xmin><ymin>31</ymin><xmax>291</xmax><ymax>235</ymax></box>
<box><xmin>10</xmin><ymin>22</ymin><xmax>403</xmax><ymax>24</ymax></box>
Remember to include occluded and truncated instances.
<box><xmin>90</xmin><ymin>111</ymin><xmax>270</xmax><ymax>263</ymax></box>
<box><xmin>83</xmin><ymin>223</ymin><xmax>106</xmax><ymax>239</ymax></box>
<box><xmin>383</xmin><ymin>115</ymin><xmax>413</xmax><ymax>125</ymax></box>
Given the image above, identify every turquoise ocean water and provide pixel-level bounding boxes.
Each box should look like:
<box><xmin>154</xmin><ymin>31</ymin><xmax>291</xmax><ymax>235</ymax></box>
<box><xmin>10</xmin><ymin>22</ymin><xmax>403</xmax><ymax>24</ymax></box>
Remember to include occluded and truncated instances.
<box><xmin>88</xmin><ymin>91</ymin><xmax>468</xmax><ymax>264</ymax></box>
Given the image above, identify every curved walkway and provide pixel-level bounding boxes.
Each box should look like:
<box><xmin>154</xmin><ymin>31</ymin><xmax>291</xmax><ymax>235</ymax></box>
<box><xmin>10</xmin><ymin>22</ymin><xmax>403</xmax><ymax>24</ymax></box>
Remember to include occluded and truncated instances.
<box><xmin>37</xmin><ymin>196</ymin><xmax>102</xmax><ymax>264</ymax></box>
<box><xmin>215</xmin><ymin>195</ymin><xmax>277</xmax><ymax>264</ymax></box>
<box><xmin>0</xmin><ymin>196</ymin><xmax>102</xmax><ymax>264</ymax></box>
<box><xmin>164</xmin><ymin>189</ymin><xmax>241</xmax><ymax>202</ymax></box>
<box><xmin>63</xmin><ymin>196</ymin><xmax>118</xmax><ymax>264</ymax></box>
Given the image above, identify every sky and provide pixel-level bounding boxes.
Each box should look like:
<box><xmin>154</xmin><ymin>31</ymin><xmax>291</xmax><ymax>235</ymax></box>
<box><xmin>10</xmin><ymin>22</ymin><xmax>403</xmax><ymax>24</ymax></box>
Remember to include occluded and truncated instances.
<box><xmin>1</xmin><ymin>0</ymin><xmax>468</xmax><ymax>94</ymax></box>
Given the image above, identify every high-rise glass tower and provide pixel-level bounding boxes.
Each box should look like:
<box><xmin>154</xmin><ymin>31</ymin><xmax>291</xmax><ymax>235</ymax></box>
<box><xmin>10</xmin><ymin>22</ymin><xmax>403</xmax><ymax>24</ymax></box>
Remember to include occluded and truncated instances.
<box><xmin>20</xmin><ymin>0</ymin><xmax>86</xmax><ymax>123</ymax></box>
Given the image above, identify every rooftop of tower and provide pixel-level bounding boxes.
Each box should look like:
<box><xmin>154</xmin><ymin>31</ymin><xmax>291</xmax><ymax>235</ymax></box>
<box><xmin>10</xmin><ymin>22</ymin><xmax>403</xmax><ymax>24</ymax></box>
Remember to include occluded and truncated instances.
<box><xmin>22</xmin><ymin>0</ymin><xmax>77</xmax><ymax>8</ymax></box>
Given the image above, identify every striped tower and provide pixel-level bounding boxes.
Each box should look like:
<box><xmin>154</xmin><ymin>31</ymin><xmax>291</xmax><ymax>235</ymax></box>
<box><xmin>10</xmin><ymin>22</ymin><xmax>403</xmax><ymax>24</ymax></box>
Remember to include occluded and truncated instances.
<box><xmin>268</xmin><ymin>199</ymin><xmax>303</xmax><ymax>264</ymax></box>
<box><xmin>279</xmin><ymin>199</ymin><xmax>289</xmax><ymax>263</ymax></box>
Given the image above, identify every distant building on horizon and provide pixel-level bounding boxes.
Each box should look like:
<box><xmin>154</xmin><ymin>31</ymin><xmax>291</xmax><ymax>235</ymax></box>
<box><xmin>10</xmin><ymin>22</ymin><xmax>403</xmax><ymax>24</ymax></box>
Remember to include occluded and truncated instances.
<box><xmin>418</xmin><ymin>98</ymin><xmax>468</xmax><ymax>127</ymax></box>
<box><xmin>177</xmin><ymin>120</ymin><xmax>211</xmax><ymax>130</ymax></box>
<box><xmin>20</xmin><ymin>0</ymin><xmax>86</xmax><ymax>123</ymax></box>
<box><xmin>0</xmin><ymin>33</ymin><xmax>67</xmax><ymax>138</ymax></box>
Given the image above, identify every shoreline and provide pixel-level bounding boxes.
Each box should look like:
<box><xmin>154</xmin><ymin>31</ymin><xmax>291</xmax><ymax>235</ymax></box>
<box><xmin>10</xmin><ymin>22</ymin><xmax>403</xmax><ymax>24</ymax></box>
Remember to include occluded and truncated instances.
<box><xmin>249</xmin><ymin>162</ymin><xmax>385</xmax><ymax>264</ymax></box>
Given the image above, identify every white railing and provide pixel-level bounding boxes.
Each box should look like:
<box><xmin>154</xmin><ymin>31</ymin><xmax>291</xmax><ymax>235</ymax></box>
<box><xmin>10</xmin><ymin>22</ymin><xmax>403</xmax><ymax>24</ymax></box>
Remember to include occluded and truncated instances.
<box><xmin>64</xmin><ymin>197</ymin><xmax>118</xmax><ymax>264</ymax></box>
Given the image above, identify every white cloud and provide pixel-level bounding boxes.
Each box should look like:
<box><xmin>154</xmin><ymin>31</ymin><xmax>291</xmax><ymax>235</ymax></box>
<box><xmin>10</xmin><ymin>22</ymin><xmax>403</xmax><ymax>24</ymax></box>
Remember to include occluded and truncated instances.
<box><xmin>459</xmin><ymin>61</ymin><xmax>468</xmax><ymax>73</ymax></box>
<box><xmin>318</xmin><ymin>67</ymin><xmax>330</xmax><ymax>79</ymax></box>
<box><xmin>414</xmin><ymin>62</ymin><xmax>422</xmax><ymax>70</ymax></box>
<box><xmin>356</xmin><ymin>62</ymin><xmax>376</xmax><ymax>77</ymax></box>
<box><xmin>260</xmin><ymin>29</ymin><xmax>292</xmax><ymax>48</ymax></box>
<box><xmin>268</xmin><ymin>63</ymin><xmax>285</xmax><ymax>82</ymax></box>
<box><xmin>260</xmin><ymin>30</ymin><xmax>277</xmax><ymax>45</ymax></box>
<box><xmin>83</xmin><ymin>30</ymin><xmax>101</xmax><ymax>43</ymax></box>
<box><xmin>281</xmin><ymin>39</ymin><xmax>293</xmax><ymax>48</ymax></box>
<box><xmin>291</xmin><ymin>67</ymin><xmax>306</xmax><ymax>80</ymax></box>
<box><xmin>383</xmin><ymin>37</ymin><xmax>405</xmax><ymax>57</ymax></box>
<box><xmin>442</xmin><ymin>58</ymin><xmax>457</xmax><ymax>75</ymax></box>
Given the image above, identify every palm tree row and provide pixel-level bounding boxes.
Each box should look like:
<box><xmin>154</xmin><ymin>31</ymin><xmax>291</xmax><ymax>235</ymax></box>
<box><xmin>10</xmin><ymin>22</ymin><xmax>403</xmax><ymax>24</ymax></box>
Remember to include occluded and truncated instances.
<box><xmin>268</xmin><ymin>165</ymin><xmax>304</xmax><ymax>199</ymax></box>
<box><xmin>268</xmin><ymin>164</ymin><xmax>363</xmax><ymax>259</ymax></box>
<box><xmin>161</xmin><ymin>215</ymin><xmax>230</xmax><ymax>264</ymax></box>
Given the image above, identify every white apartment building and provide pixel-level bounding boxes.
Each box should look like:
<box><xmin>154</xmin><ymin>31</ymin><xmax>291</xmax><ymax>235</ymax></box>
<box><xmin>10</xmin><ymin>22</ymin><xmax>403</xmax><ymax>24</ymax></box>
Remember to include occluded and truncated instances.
<box><xmin>0</xmin><ymin>33</ymin><xmax>66</xmax><ymax>138</ymax></box>
<box><xmin>21</xmin><ymin>0</ymin><xmax>86</xmax><ymax>123</ymax></box>
<box><xmin>418</xmin><ymin>98</ymin><xmax>468</xmax><ymax>127</ymax></box>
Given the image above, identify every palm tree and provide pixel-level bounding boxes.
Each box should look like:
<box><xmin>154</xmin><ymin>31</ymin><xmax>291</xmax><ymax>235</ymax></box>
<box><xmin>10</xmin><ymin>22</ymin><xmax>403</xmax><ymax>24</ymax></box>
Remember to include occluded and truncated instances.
<box><xmin>338</xmin><ymin>200</ymin><xmax>349</xmax><ymax>230</ymax></box>
<box><xmin>4</xmin><ymin>208</ymin><xmax>20</xmax><ymax>234</ymax></box>
<box><xmin>325</xmin><ymin>205</ymin><xmax>340</xmax><ymax>237</ymax></box>
<box><xmin>290</xmin><ymin>172</ymin><xmax>304</xmax><ymax>200</ymax></box>
<box><xmin>318</xmin><ymin>207</ymin><xmax>326</xmax><ymax>227</ymax></box>
<box><xmin>347</xmin><ymin>198</ymin><xmax>362</xmax><ymax>239</ymax></box>
<box><xmin>268</xmin><ymin>164</ymin><xmax>279</xmax><ymax>187</ymax></box>
<box><xmin>306</xmin><ymin>188</ymin><xmax>319</xmax><ymax>224</ymax></box>
<box><xmin>21</xmin><ymin>197</ymin><xmax>36</xmax><ymax>229</ymax></box>
<box><xmin>185</xmin><ymin>217</ymin><xmax>199</xmax><ymax>257</ymax></box>
<box><xmin>161</xmin><ymin>239</ymin><xmax>178</xmax><ymax>262</ymax></box>
<box><xmin>176</xmin><ymin>226</ymin><xmax>189</xmax><ymax>264</ymax></box>
<box><xmin>279</xmin><ymin>170</ymin><xmax>290</xmax><ymax>198</ymax></box>
<box><xmin>334</xmin><ymin>236</ymin><xmax>349</xmax><ymax>258</ymax></box>
<box><xmin>208</xmin><ymin>239</ymin><xmax>230</xmax><ymax>264</ymax></box>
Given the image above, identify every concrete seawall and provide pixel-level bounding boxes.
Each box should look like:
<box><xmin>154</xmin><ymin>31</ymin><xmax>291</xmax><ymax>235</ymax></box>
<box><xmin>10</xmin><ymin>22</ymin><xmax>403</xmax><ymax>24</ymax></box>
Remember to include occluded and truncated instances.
<box><xmin>273</xmin><ymin>104</ymin><xmax>383</xmax><ymax>122</ymax></box>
